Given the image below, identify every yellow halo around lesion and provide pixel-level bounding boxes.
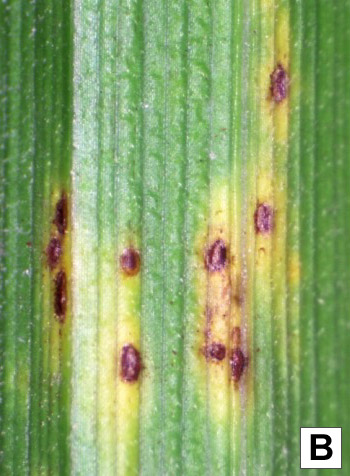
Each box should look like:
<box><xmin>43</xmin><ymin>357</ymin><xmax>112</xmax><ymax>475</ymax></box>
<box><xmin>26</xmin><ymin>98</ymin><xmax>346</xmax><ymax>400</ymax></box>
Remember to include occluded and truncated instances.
<box><xmin>114</xmin><ymin>235</ymin><xmax>142</xmax><ymax>474</ymax></box>
<box><xmin>192</xmin><ymin>182</ymin><xmax>242</xmax><ymax>424</ymax></box>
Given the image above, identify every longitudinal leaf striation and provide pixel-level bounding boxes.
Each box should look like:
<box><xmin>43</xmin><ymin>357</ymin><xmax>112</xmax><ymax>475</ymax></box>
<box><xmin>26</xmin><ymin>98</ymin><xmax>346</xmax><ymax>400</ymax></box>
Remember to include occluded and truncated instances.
<box><xmin>1</xmin><ymin>1</ymin><xmax>349</xmax><ymax>475</ymax></box>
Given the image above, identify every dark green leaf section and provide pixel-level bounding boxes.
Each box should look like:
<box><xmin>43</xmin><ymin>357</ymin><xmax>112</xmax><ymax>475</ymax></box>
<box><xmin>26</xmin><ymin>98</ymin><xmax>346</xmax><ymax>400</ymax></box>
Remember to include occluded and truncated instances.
<box><xmin>312</xmin><ymin>1</ymin><xmax>350</xmax><ymax>474</ymax></box>
<box><xmin>286</xmin><ymin>1</ymin><xmax>301</xmax><ymax>473</ymax></box>
<box><xmin>0</xmin><ymin>2</ymin><xmax>32</xmax><ymax>473</ymax></box>
<box><xmin>1</xmin><ymin>0</ymin><xmax>350</xmax><ymax>475</ymax></box>
<box><xmin>0</xmin><ymin>0</ymin><xmax>72</xmax><ymax>474</ymax></box>
<box><xmin>298</xmin><ymin>1</ymin><xmax>350</xmax><ymax>474</ymax></box>
<box><xmin>299</xmin><ymin>0</ymin><xmax>317</xmax><ymax>442</ymax></box>
<box><xmin>340</xmin><ymin>0</ymin><xmax>350</xmax><ymax>466</ymax></box>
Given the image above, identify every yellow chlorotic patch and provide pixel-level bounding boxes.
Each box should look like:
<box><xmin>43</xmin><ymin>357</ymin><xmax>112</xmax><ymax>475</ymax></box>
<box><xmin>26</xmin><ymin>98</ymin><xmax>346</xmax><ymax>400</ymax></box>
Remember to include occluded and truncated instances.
<box><xmin>115</xmin><ymin>241</ymin><xmax>141</xmax><ymax>475</ymax></box>
<box><xmin>94</xmin><ymin>239</ymin><xmax>118</xmax><ymax>473</ymax></box>
<box><xmin>256</xmin><ymin>172</ymin><xmax>273</xmax><ymax>204</ymax></box>
<box><xmin>192</xmin><ymin>183</ymin><xmax>237</xmax><ymax>426</ymax></box>
<box><xmin>275</xmin><ymin>7</ymin><xmax>290</xmax><ymax>64</ymax></box>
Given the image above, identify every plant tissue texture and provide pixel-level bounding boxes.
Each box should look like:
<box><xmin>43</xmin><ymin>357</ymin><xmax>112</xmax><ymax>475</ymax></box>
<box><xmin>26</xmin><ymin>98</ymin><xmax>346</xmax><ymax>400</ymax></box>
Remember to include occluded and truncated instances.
<box><xmin>1</xmin><ymin>0</ymin><xmax>350</xmax><ymax>475</ymax></box>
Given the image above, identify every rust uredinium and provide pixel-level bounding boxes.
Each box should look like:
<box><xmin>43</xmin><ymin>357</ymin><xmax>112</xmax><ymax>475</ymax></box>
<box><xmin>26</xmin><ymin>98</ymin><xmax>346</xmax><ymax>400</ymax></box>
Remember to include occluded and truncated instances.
<box><xmin>230</xmin><ymin>348</ymin><xmax>247</xmax><ymax>382</ymax></box>
<box><xmin>46</xmin><ymin>237</ymin><xmax>62</xmax><ymax>269</ymax></box>
<box><xmin>53</xmin><ymin>193</ymin><xmax>68</xmax><ymax>235</ymax></box>
<box><xmin>205</xmin><ymin>239</ymin><xmax>227</xmax><ymax>272</ymax></box>
<box><xmin>254</xmin><ymin>203</ymin><xmax>274</xmax><ymax>234</ymax></box>
<box><xmin>120</xmin><ymin>248</ymin><xmax>140</xmax><ymax>276</ymax></box>
<box><xmin>270</xmin><ymin>63</ymin><xmax>289</xmax><ymax>103</ymax></box>
<box><xmin>121</xmin><ymin>344</ymin><xmax>141</xmax><ymax>382</ymax></box>
<box><xmin>205</xmin><ymin>342</ymin><xmax>226</xmax><ymax>362</ymax></box>
<box><xmin>54</xmin><ymin>270</ymin><xmax>67</xmax><ymax>323</ymax></box>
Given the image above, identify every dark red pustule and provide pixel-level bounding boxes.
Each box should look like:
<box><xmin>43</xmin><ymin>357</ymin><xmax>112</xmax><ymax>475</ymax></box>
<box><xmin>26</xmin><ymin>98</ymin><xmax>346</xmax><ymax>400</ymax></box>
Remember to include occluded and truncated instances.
<box><xmin>121</xmin><ymin>344</ymin><xmax>141</xmax><ymax>382</ymax></box>
<box><xmin>270</xmin><ymin>64</ymin><xmax>289</xmax><ymax>103</ymax></box>
<box><xmin>54</xmin><ymin>270</ymin><xmax>67</xmax><ymax>322</ymax></box>
<box><xmin>205</xmin><ymin>239</ymin><xmax>227</xmax><ymax>272</ymax></box>
<box><xmin>53</xmin><ymin>193</ymin><xmax>68</xmax><ymax>235</ymax></box>
<box><xmin>230</xmin><ymin>348</ymin><xmax>246</xmax><ymax>382</ymax></box>
<box><xmin>120</xmin><ymin>248</ymin><xmax>140</xmax><ymax>276</ymax></box>
<box><xmin>206</xmin><ymin>342</ymin><xmax>226</xmax><ymax>361</ymax></box>
<box><xmin>46</xmin><ymin>237</ymin><xmax>62</xmax><ymax>269</ymax></box>
<box><xmin>254</xmin><ymin>203</ymin><xmax>274</xmax><ymax>234</ymax></box>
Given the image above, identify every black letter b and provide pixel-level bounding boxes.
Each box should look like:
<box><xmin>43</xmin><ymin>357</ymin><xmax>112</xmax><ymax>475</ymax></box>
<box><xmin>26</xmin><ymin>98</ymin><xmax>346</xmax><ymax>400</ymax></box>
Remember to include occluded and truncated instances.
<box><xmin>311</xmin><ymin>434</ymin><xmax>333</xmax><ymax>460</ymax></box>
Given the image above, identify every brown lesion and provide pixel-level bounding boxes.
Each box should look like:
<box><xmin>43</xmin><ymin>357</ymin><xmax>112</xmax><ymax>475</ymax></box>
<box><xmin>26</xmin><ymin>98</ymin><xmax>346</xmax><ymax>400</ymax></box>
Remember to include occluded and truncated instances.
<box><xmin>270</xmin><ymin>63</ymin><xmax>289</xmax><ymax>103</ymax></box>
<box><xmin>230</xmin><ymin>348</ymin><xmax>248</xmax><ymax>383</ymax></box>
<box><xmin>254</xmin><ymin>203</ymin><xmax>274</xmax><ymax>234</ymax></box>
<box><xmin>46</xmin><ymin>237</ymin><xmax>62</xmax><ymax>269</ymax></box>
<box><xmin>46</xmin><ymin>192</ymin><xmax>68</xmax><ymax>268</ymax></box>
<box><xmin>44</xmin><ymin>191</ymin><xmax>70</xmax><ymax>324</ymax></box>
<box><xmin>230</xmin><ymin>327</ymin><xmax>248</xmax><ymax>384</ymax></box>
<box><xmin>120</xmin><ymin>344</ymin><xmax>142</xmax><ymax>382</ymax></box>
<box><xmin>204</xmin><ymin>239</ymin><xmax>228</xmax><ymax>272</ymax></box>
<box><xmin>204</xmin><ymin>342</ymin><xmax>226</xmax><ymax>362</ymax></box>
<box><xmin>54</xmin><ymin>270</ymin><xmax>67</xmax><ymax>323</ymax></box>
<box><xmin>202</xmin><ymin>320</ymin><xmax>249</xmax><ymax>384</ymax></box>
<box><xmin>199</xmin><ymin>228</ymin><xmax>250</xmax><ymax>387</ymax></box>
<box><xmin>120</xmin><ymin>248</ymin><xmax>141</xmax><ymax>276</ymax></box>
<box><xmin>53</xmin><ymin>192</ymin><xmax>68</xmax><ymax>235</ymax></box>
<box><xmin>202</xmin><ymin>236</ymin><xmax>232</xmax><ymax>368</ymax></box>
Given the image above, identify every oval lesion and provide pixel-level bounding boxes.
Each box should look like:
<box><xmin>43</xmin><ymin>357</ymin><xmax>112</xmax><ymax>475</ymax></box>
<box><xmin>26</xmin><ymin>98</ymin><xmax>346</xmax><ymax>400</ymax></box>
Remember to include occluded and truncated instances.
<box><xmin>254</xmin><ymin>203</ymin><xmax>274</xmax><ymax>234</ymax></box>
<box><xmin>53</xmin><ymin>192</ymin><xmax>68</xmax><ymax>235</ymax></box>
<box><xmin>204</xmin><ymin>239</ymin><xmax>227</xmax><ymax>272</ymax></box>
<box><xmin>205</xmin><ymin>342</ymin><xmax>226</xmax><ymax>362</ymax></box>
<box><xmin>230</xmin><ymin>348</ymin><xmax>247</xmax><ymax>383</ymax></box>
<box><xmin>120</xmin><ymin>344</ymin><xmax>142</xmax><ymax>382</ymax></box>
<box><xmin>120</xmin><ymin>248</ymin><xmax>141</xmax><ymax>276</ymax></box>
<box><xmin>270</xmin><ymin>63</ymin><xmax>289</xmax><ymax>103</ymax></box>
